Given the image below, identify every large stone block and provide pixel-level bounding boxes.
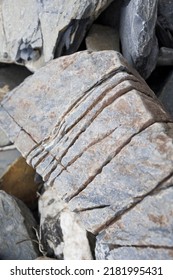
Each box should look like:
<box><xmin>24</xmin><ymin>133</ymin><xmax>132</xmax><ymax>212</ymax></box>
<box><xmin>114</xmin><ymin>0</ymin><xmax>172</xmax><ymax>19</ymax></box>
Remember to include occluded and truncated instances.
<box><xmin>0</xmin><ymin>50</ymin><xmax>173</xmax><ymax>259</ymax></box>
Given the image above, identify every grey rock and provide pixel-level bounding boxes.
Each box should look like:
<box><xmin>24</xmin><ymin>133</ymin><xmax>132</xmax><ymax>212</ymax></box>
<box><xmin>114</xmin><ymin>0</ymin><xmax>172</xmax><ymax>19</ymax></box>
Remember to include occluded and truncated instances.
<box><xmin>120</xmin><ymin>0</ymin><xmax>159</xmax><ymax>79</ymax></box>
<box><xmin>158</xmin><ymin>70</ymin><xmax>173</xmax><ymax>117</ymax></box>
<box><xmin>85</xmin><ymin>24</ymin><xmax>120</xmax><ymax>52</ymax></box>
<box><xmin>0</xmin><ymin>50</ymin><xmax>173</xmax><ymax>260</ymax></box>
<box><xmin>96</xmin><ymin>246</ymin><xmax>173</xmax><ymax>260</ymax></box>
<box><xmin>96</xmin><ymin>187</ymin><xmax>173</xmax><ymax>259</ymax></box>
<box><xmin>39</xmin><ymin>187</ymin><xmax>93</xmax><ymax>260</ymax></box>
<box><xmin>0</xmin><ymin>148</ymin><xmax>20</xmax><ymax>177</ymax></box>
<box><xmin>0</xmin><ymin>190</ymin><xmax>39</xmax><ymax>259</ymax></box>
<box><xmin>0</xmin><ymin>129</ymin><xmax>11</xmax><ymax>147</ymax></box>
<box><xmin>158</xmin><ymin>0</ymin><xmax>173</xmax><ymax>31</ymax></box>
<box><xmin>157</xmin><ymin>0</ymin><xmax>173</xmax><ymax>48</ymax></box>
<box><xmin>157</xmin><ymin>47</ymin><xmax>173</xmax><ymax>66</ymax></box>
<box><xmin>0</xmin><ymin>0</ymin><xmax>113</xmax><ymax>71</ymax></box>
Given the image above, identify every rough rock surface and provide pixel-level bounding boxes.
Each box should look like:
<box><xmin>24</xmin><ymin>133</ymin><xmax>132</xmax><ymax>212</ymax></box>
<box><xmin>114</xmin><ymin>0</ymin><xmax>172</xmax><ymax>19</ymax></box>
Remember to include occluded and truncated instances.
<box><xmin>120</xmin><ymin>0</ymin><xmax>159</xmax><ymax>79</ymax></box>
<box><xmin>39</xmin><ymin>186</ymin><xmax>93</xmax><ymax>259</ymax></box>
<box><xmin>0</xmin><ymin>50</ymin><xmax>173</xmax><ymax>259</ymax></box>
<box><xmin>0</xmin><ymin>190</ymin><xmax>39</xmax><ymax>259</ymax></box>
<box><xmin>96</xmin><ymin>187</ymin><xmax>173</xmax><ymax>259</ymax></box>
<box><xmin>0</xmin><ymin>0</ymin><xmax>113</xmax><ymax>71</ymax></box>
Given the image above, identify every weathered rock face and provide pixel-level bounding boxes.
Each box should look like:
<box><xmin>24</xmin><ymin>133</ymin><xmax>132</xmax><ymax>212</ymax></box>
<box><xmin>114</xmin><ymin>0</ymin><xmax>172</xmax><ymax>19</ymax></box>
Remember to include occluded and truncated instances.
<box><xmin>0</xmin><ymin>50</ymin><xmax>173</xmax><ymax>259</ymax></box>
<box><xmin>120</xmin><ymin>0</ymin><xmax>159</xmax><ymax>79</ymax></box>
<box><xmin>96</xmin><ymin>181</ymin><xmax>173</xmax><ymax>259</ymax></box>
<box><xmin>0</xmin><ymin>190</ymin><xmax>39</xmax><ymax>259</ymax></box>
<box><xmin>0</xmin><ymin>0</ymin><xmax>113</xmax><ymax>71</ymax></box>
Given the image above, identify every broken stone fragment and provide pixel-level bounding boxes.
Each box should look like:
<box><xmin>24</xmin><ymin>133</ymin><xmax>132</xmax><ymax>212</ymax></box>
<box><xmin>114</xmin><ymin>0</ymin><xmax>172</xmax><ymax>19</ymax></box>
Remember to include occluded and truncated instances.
<box><xmin>85</xmin><ymin>24</ymin><xmax>120</xmax><ymax>52</ymax></box>
<box><xmin>0</xmin><ymin>50</ymin><xmax>173</xmax><ymax>260</ymax></box>
<box><xmin>0</xmin><ymin>190</ymin><xmax>39</xmax><ymax>259</ymax></box>
<box><xmin>120</xmin><ymin>0</ymin><xmax>159</xmax><ymax>79</ymax></box>
<box><xmin>0</xmin><ymin>0</ymin><xmax>114</xmax><ymax>71</ymax></box>
<box><xmin>39</xmin><ymin>186</ymin><xmax>93</xmax><ymax>260</ymax></box>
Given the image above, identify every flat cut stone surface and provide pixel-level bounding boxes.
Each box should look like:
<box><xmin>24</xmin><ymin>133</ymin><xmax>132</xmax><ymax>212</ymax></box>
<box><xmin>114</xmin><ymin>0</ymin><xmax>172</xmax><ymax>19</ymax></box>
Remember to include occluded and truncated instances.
<box><xmin>0</xmin><ymin>50</ymin><xmax>173</xmax><ymax>260</ymax></box>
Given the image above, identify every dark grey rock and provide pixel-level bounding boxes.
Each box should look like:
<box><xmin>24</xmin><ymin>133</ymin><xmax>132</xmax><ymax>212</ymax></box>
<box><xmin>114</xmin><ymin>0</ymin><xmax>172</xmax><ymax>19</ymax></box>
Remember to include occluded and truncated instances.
<box><xmin>158</xmin><ymin>70</ymin><xmax>173</xmax><ymax>117</ymax></box>
<box><xmin>157</xmin><ymin>0</ymin><xmax>173</xmax><ymax>48</ymax></box>
<box><xmin>96</xmin><ymin>0</ymin><xmax>122</xmax><ymax>29</ymax></box>
<box><xmin>120</xmin><ymin>0</ymin><xmax>159</xmax><ymax>79</ymax></box>
<box><xmin>157</xmin><ymin>47</ymin><xmax>173</xmax><ymax>66</ymax></box>
<box><xmin>0</xmin><ymin>190</ymin><xmax>39</xmax><ymax>259</ymax></box>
